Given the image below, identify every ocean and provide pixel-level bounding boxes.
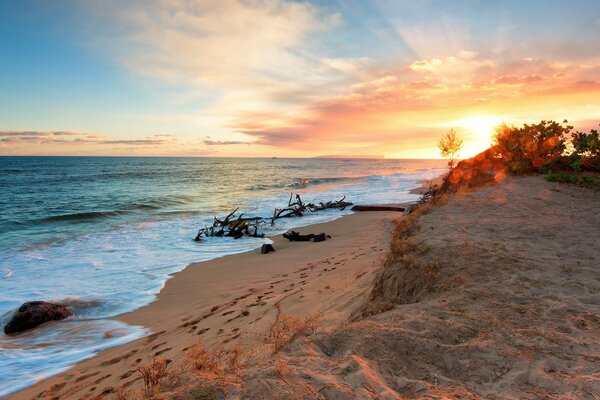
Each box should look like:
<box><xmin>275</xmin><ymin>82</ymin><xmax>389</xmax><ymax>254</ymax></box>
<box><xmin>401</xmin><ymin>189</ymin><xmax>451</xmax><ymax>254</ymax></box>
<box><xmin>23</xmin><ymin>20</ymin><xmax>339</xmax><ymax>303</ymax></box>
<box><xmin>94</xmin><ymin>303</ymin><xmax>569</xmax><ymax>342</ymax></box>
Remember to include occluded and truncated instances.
<box><xmin>0</xmin><ymin>156</ymin><xmax>445</xmax><ymax>396</ymax></box>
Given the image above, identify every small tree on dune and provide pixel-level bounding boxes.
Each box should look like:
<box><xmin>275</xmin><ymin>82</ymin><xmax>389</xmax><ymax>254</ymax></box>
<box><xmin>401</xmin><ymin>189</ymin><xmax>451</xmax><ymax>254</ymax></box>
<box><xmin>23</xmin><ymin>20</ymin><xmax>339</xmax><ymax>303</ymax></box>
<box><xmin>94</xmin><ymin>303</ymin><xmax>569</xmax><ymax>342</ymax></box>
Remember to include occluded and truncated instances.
<box><xmin>438</xmin><ymin>128</ymin><xmax>464</xmax><ymax>169</ymax></box>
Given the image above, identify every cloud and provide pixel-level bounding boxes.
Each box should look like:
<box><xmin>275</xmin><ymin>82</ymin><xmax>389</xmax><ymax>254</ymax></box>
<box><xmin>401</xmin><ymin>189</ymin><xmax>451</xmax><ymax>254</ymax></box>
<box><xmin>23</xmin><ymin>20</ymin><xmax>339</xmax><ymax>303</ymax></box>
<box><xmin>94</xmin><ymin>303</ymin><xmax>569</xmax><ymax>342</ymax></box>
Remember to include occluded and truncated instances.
<box><xmin>0</xmin><ymin>130</ymin><xmax>83</xmax><ymax>137</ymax></box>
<box><xmin>232</xmin><ymin>49</ymin><xmax>600</xmax><ymax>156</ymax></box>
<box><xmin>0</xmin><ymin>130</ymin><xmax>180</xmax><ymax>147</ymax></box>
<box><xmin>203</xmin><ymin>139</ymin><xmax>250</xmax><ymax>146</ymax></box>
<box><xmin>493</xmin><ymin>74</ymin><xmax>543</xmax><ymax>85</ymax></box>
<box><xmin>87</xmin><ymin>0</ymin><xmax>343</xmax><ymax>105</ymax></box>
<box><xmin>99</xmin><ymin>139</ymin><xmax>166</xmax><ymax>145</ymax></box>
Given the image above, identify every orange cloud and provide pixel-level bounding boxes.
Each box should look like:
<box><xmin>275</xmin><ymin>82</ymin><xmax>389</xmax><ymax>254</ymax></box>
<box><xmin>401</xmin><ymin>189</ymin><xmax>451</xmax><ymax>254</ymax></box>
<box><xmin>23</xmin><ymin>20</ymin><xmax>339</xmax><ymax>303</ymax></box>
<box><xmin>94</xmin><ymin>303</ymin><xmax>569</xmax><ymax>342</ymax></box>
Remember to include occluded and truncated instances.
<box><xmin>232</xmin><ymin>52</ymin><xmax>600</xmax><ymax>158</ymax></box>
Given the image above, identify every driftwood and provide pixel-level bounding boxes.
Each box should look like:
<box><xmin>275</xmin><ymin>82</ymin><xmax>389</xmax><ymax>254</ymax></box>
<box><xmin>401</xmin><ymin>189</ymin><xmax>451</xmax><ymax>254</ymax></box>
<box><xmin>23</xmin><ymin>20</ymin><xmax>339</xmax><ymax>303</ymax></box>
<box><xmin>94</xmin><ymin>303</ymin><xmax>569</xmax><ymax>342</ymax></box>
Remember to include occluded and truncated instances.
<box><xmin>283</xmin><ymin>231</ymin><xmax>330</xmax><ymax>242</ymax></box>
<box><xmin>283</xmin><ymin>231</ymin><xmax>314</xmax><ymax>241</ymax></box>
<box><xmin>351</xmin><ymin>205</ymin><xmax>406</xmax><ymax>212</ymax></box>
<box><xmin>195</xmin><ymin>194</ymin><xmax>352</xmax><ymax>241</ymax></box>
<box><xmin>194</xmin><ymin>208</ymin><xmax>265</xmax><ymax>241</ymax></box>
<box><xmin>418</xmin><ymin>183</ymin><xmax>440</xmax><ymax>204</ymax></box>
<box><xmin>271</xmin><ymin>194</ymin><xmax>352</xmax><ymax>224</ymax></box>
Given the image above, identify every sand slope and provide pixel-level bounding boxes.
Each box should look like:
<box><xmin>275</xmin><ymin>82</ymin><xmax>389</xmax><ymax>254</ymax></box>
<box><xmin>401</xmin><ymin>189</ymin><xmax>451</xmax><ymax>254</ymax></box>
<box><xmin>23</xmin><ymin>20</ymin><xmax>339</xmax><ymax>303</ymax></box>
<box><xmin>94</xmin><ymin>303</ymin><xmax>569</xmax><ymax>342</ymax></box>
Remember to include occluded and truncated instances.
<box><xmin>240</xmin><ymin>176</ymin><xmax>600</xmax><ymax>399</ymax></box>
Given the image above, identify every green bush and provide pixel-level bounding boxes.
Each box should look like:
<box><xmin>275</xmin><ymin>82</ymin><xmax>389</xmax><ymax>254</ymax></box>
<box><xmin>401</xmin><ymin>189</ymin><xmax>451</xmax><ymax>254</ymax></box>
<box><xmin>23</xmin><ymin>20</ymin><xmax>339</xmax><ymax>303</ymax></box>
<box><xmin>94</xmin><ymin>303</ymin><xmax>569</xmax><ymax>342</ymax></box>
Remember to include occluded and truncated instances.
<box><xmin>493</xmin><ymin>120</ymin><xmax>571</xmax><ymax>173</ymax></box>
<box><xmin>544</xmin><ymin>173</ymin><xmax>597</xmax><ymax>186</ymax></box>
<box><xmin>570</xmin><ymin>128</ymin><xmax>600</xmax><ymax>171</ymax></box>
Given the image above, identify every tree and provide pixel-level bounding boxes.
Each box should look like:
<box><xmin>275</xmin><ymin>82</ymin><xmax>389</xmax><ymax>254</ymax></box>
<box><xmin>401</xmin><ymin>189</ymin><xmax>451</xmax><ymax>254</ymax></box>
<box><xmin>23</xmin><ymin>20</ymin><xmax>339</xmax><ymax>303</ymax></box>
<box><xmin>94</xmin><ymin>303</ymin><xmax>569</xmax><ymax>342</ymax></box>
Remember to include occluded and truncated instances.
<box><xmin>438</xmin><ymin>128</ymin><xmax>464</xmax><ymax>169</ymax></box>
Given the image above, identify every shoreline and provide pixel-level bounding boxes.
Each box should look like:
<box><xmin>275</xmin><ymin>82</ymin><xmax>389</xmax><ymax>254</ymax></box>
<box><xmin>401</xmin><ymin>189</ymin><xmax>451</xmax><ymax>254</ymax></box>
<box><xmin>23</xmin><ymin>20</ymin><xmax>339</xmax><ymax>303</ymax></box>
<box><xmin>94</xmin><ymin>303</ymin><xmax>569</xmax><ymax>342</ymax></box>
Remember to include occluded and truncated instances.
<box><xmin>6</xmin><ymin>196</ymin><xmax>416</xmax><ymax>399</ymax></box>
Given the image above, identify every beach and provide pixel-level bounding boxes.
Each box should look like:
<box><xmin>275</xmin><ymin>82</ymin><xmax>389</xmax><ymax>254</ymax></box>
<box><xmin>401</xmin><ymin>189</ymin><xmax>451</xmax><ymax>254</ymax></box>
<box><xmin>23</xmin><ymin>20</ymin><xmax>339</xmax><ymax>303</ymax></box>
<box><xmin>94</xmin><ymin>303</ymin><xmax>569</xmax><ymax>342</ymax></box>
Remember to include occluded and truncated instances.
<box><xmin>5</xmin><ymin>205</ymin><xmax>404</xmax><ymax>399</ymax></box>
<box><xmin>6</xmin><ymin>173</ymin><xmax>600</xmax><ymax>399</ymax></box>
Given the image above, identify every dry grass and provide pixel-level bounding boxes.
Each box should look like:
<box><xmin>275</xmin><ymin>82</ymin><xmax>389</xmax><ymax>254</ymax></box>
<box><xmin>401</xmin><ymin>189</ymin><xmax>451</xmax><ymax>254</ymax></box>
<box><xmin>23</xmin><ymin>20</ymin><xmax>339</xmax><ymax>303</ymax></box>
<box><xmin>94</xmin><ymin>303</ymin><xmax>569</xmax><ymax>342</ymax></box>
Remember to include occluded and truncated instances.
<box><xmin>186</xmin><ymin>341</ymin><xmax>225</xmax><ymax>375</ymax></box>
<box><xmin>137</xmin><ymin>357</ymin><xmax>169</xmax><ymax>397</ymax></box>
<box><xmin>267</xmin><ymin>304</ymin><xmax>322</xmax><ymax>352</ymax></box>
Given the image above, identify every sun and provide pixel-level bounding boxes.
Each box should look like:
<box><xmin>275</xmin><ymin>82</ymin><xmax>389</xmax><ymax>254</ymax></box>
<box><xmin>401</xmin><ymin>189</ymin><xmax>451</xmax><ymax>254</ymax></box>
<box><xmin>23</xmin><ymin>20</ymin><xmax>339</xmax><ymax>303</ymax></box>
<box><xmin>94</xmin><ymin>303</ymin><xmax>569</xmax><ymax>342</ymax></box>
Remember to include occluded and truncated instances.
<box><xmin>457</xmin><ymin>116</ymin><xmax>503</xmax><ymax>140</ymax></box>
<box><xmin>452</xmin><ymin>115</ymin><xmax>504</xmax><ymax>157</ymax></box>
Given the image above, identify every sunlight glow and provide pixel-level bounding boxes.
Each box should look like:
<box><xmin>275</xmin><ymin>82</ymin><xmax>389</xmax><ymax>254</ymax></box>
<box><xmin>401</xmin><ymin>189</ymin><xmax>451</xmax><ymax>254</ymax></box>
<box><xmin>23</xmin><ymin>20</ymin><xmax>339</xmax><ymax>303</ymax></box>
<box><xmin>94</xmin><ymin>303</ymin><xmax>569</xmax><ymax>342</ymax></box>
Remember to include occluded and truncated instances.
<box><xmin>452</xmin><ymin>116</ymin><xmax>505</xmax><ymax>158</ymax></box>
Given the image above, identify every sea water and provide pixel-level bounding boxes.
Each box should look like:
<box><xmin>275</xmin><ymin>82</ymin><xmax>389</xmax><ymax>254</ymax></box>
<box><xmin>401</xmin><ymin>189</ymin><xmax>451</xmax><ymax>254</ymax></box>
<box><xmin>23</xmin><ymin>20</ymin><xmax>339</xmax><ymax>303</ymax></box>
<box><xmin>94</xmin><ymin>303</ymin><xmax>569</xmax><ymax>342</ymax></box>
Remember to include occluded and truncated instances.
<box><xmin>0</xmin><ymin>156</ymin><xmax>445</xmax><ymax>396</ymax></box>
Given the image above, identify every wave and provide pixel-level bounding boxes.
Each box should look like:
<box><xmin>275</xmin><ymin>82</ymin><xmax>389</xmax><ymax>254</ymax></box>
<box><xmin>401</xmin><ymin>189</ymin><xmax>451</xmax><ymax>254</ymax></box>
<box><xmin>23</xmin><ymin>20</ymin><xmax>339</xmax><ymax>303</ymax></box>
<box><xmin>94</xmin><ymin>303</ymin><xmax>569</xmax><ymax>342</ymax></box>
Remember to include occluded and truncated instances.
<box><xmin>249</xmin><ymin>176</ymin><xmax>364</xmax><ymax>191</ymax></box>
<box><xmin>34</xmin><ymin>210</ymin><xmax>130</xmax><ymax>224</ymax></box>
<box><xmin>30</xmin><ymin>195</ymin><xmax>202</xmax><ymax>225</ymax></box>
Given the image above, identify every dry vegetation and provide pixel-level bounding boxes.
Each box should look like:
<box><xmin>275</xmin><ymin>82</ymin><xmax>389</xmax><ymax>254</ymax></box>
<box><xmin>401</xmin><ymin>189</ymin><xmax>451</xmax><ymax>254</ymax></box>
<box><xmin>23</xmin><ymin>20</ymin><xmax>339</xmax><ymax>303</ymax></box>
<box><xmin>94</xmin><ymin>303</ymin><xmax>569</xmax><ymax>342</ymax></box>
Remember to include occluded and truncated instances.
<box><xmin>267</xmin><ymin>304</ymin><xmax>322</xmax><ymax>352</ymax></box>
<box><xmin>111</xmin><ymin>305</ymin><xmax>324</xmax><ymax>400</ymax></box>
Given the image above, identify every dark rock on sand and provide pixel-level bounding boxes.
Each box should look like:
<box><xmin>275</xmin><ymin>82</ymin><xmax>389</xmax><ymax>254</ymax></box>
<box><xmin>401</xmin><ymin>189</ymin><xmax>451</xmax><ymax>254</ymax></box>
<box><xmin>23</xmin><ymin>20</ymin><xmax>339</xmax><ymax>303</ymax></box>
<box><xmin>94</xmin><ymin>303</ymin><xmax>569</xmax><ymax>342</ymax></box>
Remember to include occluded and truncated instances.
<box><xmin>4</xmin><ymin>301</ymin><xmax>72</xmax><ymax>334</ymax></box>
<box><xmin>261</xmin><ymin>244</ymin><xmax>276</xmax><ymax>254</ymax></box>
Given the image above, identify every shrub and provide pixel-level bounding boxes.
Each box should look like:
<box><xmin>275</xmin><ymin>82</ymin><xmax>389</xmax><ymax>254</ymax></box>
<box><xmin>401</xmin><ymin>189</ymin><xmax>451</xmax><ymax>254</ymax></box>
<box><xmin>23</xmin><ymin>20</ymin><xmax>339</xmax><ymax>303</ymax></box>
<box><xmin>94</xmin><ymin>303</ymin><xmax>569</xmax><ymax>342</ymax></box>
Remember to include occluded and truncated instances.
<box><xmin>493</xmin><ymin>120</ymin><xmax>572</xmax><ymax>173</ymax></box>
<box><xmin>186</xmin><ymin>341</ymin><xmax>224</xmax><ymax>374</ymax></box>
<box><xmin>571</xmin><ymin>128</ymin><xmax>600</xmax><ymax>171</ymax></box>
<box><xmin>137</xmin><ymin>357</ymin><xmax>169</xmax><ymax>397</ymax></box>
<box><xmin>544</xmin><ymin>173</ymin><xmax>597</xmax><ymax>186</ymax></box>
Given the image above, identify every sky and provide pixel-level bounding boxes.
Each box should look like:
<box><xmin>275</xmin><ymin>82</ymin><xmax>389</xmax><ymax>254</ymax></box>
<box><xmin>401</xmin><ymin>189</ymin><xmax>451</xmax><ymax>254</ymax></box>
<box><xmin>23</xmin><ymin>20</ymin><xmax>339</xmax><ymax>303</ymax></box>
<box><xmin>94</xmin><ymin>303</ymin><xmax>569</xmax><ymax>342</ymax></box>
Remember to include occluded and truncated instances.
<box><xmin>1</xmin><ymin>0</ymin><xmax>599</xmax><ymax>158</ymax></box>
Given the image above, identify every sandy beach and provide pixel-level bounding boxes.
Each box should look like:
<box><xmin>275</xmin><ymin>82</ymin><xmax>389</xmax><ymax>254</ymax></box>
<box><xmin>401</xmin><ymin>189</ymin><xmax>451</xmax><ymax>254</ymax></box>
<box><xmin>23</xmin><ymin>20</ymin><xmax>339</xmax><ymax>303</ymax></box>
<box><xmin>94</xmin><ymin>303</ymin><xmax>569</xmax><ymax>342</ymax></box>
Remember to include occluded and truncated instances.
<box><xmin>7</xmin><ymin>174</ymin><xmax>600</xmax><ymax>399</ymax></box>
<box><xmin>6</xmin><ymin>204</ymin><xmax>403</xmax><ymax>399</ymax></box>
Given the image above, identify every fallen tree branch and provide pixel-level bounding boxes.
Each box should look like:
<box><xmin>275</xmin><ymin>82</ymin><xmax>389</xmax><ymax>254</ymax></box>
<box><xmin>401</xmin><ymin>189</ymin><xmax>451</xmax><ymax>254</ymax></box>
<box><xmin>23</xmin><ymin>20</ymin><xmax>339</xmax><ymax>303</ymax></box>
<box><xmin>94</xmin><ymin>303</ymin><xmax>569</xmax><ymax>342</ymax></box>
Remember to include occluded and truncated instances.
<box><xmin>195</xmin><ymin>193</ymin><xmax>352</xmax><ymax>241</ymax></box>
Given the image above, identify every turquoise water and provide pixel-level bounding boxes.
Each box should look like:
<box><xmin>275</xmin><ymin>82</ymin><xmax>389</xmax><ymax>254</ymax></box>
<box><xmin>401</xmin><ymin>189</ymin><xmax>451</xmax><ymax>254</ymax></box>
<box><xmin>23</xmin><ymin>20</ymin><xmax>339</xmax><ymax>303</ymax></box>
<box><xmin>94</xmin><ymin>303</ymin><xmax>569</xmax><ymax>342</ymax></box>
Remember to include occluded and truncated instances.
<box><xmin>0</xmin><ymin>156</ymin><xmax>445</xmax><ymax>396</ymax></box>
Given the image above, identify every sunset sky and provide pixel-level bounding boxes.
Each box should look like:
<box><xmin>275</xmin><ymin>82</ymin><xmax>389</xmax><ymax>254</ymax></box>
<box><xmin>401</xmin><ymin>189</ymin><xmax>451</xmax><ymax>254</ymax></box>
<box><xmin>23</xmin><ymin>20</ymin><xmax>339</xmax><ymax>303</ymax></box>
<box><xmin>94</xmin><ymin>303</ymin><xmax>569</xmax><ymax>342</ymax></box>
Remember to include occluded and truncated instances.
<box><xmin>1</xmin><ymin>0</ymin><xmax>599</xmax><ymax>158</ymax></box>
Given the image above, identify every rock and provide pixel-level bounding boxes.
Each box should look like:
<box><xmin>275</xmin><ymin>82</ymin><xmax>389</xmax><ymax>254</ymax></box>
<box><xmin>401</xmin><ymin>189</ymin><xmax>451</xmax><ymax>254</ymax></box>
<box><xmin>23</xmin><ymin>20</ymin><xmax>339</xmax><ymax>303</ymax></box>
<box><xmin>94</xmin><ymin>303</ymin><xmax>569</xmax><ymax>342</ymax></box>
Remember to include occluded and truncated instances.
<box><xmin>4</xmin><ymin>301</ymin><xmax>72</xmax><ymax>334</ymax></box>
<box><xmin>313</xmin><ymin>233</ymin><xmax>327</xmax><ymax>242</ymax></box>
<box><xmin>261</xmin><ymin>244</ymin><xmax>275</xmax><ymax>254</ymax></box>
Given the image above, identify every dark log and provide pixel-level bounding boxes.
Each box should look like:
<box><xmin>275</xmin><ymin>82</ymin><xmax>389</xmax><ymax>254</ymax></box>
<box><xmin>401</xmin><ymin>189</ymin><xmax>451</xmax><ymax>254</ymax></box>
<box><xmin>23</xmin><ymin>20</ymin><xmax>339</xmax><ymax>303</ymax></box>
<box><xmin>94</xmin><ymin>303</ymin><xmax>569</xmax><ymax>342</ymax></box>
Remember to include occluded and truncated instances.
<box><xmin>351</xmin><ymin>205</ymin><xmax>406</xmax><ymax>212</ymax></box>
<box><xmin>313</xmin><ymin>233</ymin><xmax>327</xmax><ymax>242</ymax></box>
<box><xmin>283</xmin><ymin>231</ymin><xmax>315</xmax><ymax>241</ymax></box>
<box><xmin>261</xmin><ymin>244</ymin><xmax>276</xmax><ymax>254</ymax></box>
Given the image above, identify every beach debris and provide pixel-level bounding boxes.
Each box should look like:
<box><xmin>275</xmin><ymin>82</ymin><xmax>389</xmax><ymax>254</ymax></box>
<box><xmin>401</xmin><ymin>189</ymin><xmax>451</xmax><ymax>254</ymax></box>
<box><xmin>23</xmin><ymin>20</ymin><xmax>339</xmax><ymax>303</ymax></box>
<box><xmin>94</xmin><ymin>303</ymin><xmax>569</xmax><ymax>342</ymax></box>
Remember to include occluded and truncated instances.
<box><xmin>261</xmin><ymin>244</ymin><xmax>276</xmax><ymax>254</ymax></box>
<box><xmin>194</xmin><ymin>208</ymin><xmax>265</xmax><ymax>242</ymax></box>
<box><xmin>351</xmin><ymin>205</ymin><xmax>406</xmax><ymax>212</ymax></box>
<box><xmin>194</xmin><ymin>194</ymin><xmax>352</xmax><ymax>241</ymax></box>
<box><xmin>4</xmin><ymin>301</ymin><xmax>72</xmax><ymax>335</ymax></box>
<box><xmin>271</xmin><ymin>194</ymin><xmax>352</xmax><ymax>224</ymax></box>
<box><xmin>283</xmin><ymin>231</ymin><xmax>314</xmax><ymax>241</ymax></box>
<box><xmin>313</xmin><ymin>233</ymin><xmax>327</xmax><ymax>242</ymax></box>
<box><xmin>283</xmin><ymin>231</ymin><xmax>331</xmax><ymax>242</ymax></box>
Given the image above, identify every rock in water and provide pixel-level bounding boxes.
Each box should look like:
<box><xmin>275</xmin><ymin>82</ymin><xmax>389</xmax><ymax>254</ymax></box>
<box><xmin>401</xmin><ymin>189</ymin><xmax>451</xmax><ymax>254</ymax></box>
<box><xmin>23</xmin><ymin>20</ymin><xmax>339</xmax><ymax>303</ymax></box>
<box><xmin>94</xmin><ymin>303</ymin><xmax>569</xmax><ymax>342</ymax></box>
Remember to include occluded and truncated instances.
<box><xmin>261</xmin><ymin>244</ymin><xmax>276</xmax><ymax>254</ymax></box>
<box><xmin>4</xmin><ymin>301</ymin><xmax>72</xmax><ymax>334</ymax></box>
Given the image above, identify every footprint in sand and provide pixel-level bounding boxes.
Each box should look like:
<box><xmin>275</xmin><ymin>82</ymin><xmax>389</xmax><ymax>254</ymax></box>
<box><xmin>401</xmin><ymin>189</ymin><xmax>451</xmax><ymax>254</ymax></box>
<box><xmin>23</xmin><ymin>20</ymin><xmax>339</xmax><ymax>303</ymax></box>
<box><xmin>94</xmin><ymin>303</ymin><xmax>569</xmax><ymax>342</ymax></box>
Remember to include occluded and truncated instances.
<box><xmin>120</xmin><ymin>370</ymin><xmax>136</xmax><ymax>380</ymax></box>
<box><xmin>151</xmin><ymin>341</ymin><xmax>167</xmax><ymax>350</ymax></box>
<box><xmin>155</xmin><ymin>347</ymin><xmax>172</xmax><ymax>356</ymax></box>
<box><xmin>94</xmin><ymin>374</ymin><xmax>112</xmax><ymax>384</ymax></box>
<box><xmin>76</xmin><ymin>371</ymin><xmax>100</xmax><ymax>382</ymax></box>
